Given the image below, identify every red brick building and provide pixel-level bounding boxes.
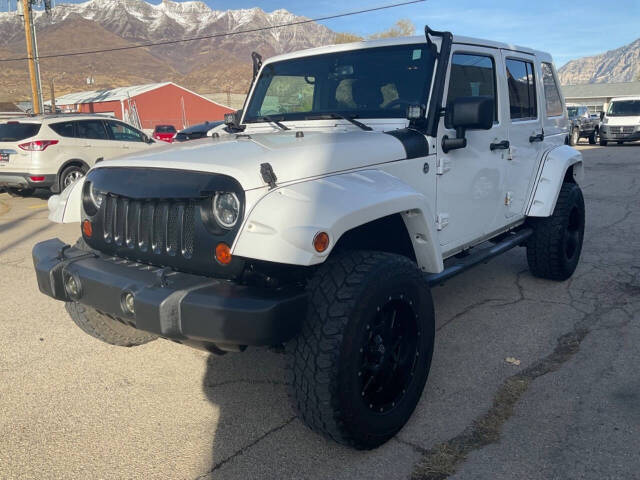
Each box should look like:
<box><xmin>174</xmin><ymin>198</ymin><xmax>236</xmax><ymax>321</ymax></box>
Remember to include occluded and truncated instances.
<box><xmin>49</xmin><ymin>82</ymin><xmax>234</xmax><ymax>131</ymax></box>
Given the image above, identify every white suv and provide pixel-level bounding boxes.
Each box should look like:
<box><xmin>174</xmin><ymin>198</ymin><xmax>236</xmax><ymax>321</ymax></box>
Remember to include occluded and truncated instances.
<box><xmin>0</xmin><ymin>114</ymin><xmax>155</xmax><ymax>195</ymax></box>
<box><xmin>34</xmin><ymin>28</ymin><xmax>583</xmax><ymax>449</ymax></box>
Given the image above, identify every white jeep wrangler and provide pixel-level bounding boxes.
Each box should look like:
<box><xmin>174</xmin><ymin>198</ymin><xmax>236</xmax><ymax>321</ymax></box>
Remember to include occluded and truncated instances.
<box><xmin>33</xmin><ymin>28</ymin><xmax>584</xmax><ymax>449</ymax></box>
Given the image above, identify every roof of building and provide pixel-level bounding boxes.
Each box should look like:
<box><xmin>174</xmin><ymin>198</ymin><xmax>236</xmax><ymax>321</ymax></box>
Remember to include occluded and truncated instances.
<box><xmin>48</xmin><ymin>82</ymin><xmax>171</xmax><ymax>105</ymax></box>
<box><xmin>562</xmin><ymin>82</ymin><xmax>640</xmax><ymax>99</ymax></box>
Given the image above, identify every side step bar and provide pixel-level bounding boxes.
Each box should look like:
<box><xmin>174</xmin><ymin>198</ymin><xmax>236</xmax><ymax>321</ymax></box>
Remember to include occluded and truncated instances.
<box><xmin>426</xmin><ymin>228</ymin><xmax>533</xmax><ymax>287</ymax></box>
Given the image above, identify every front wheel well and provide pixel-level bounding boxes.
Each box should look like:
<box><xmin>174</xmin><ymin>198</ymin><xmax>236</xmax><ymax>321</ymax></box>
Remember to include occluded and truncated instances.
<box><xmin>331</xmin><ymin>214</ymin><xmax>417</xmax><ymax>262</ymax></box>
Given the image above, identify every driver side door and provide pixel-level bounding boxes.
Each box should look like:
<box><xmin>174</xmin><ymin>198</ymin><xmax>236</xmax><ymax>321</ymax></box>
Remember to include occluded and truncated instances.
<box><xmin>436</xmin><ymin>46</ymin><xmax>509</xmax><ymax>253</ymax></box>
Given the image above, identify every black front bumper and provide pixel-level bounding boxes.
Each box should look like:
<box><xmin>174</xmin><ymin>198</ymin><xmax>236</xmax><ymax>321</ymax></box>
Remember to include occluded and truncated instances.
<box><xmin>33</xmin><ymin>239</ymin><xmax>307</xmax><ymax>347</ymax></box>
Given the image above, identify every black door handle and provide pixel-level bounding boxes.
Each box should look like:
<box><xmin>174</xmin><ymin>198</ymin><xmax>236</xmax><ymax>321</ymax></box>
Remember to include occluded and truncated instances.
<box><xmin>529</xmin><ymin>133</ymin><xmax>544</xmax><ymax>142</ymax></box>
<box><xmin>490</xmin><ymin>140</ymin><xmax>510</xmax><ymax>151</ymax></box>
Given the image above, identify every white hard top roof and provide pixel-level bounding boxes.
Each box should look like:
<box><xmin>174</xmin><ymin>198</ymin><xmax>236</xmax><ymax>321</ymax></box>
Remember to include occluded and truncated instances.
<box><xmin>265</xmin><ymin>34</ymin><xmax>552</xmax><ymax>65</ymax></box>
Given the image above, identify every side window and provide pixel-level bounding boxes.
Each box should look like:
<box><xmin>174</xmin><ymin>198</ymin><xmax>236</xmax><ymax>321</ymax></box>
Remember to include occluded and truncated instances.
<box><xmin>505</xmin><ymin>59</ymin><xmax>537</xmax><ymax>120</ymax></box>
<box><xmin>76</xmin><ymin>120</ymin><xmax>109</xmax><ymax>140</ymax></box>
<box><xmin>105</xmin><ymin>121</ymin><xmax>145</xmax><ymax>142</ymax></box>
<box><xmin>541</xmin><ymin>62</ymin><xmax>563</xmax><ymax>117</ymax></box>
<box><xmin>447</xmin><ymin>53</ymin><xmax>498</xmax><ymax>121</ymax></box>
<box><xmin>49</xmin><ymin>121</ymin><xmax>75</xmax><ymax>138</ymax></box>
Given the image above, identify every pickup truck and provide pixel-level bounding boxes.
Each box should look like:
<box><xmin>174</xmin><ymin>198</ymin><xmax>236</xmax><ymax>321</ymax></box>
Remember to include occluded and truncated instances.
<box><xmin>567</xmin><ymin>104</ymin><xmax>598</xmax><ymax>145</ymax></box>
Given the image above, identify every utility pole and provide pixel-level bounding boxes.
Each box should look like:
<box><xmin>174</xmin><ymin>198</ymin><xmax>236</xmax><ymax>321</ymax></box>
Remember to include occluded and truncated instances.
<box><xmin>49</xmin><ymin>77</ymin><xmax>55</xmax><ymax>113</ymax></box>
<box><xmin>20</xmin><ymin>0</ymin><xmax>42</xmax><ymax>114</ymax></box>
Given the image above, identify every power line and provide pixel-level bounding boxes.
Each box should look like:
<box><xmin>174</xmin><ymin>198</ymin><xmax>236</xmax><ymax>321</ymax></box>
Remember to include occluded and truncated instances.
<box><xmin>0</xmin><ymin>0</ymin><xmax>427</xmax><ymax>62</ymax></box>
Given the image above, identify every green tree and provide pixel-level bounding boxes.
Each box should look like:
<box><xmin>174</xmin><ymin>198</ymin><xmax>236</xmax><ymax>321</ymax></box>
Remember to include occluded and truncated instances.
<box><xmin>334</xmin><ymin>19</ymin><xmax>416</xmax><ymax>44</ymax></box>
<box><xmin>334</xmin><ymin>32</ymin><xmax>364</xmax><ymax>44</ymax></box>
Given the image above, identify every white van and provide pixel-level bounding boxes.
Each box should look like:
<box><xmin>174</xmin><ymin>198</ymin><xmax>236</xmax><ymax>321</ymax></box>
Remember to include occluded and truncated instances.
<box><xmin>599</xmin><ymin>96</ymin><xmax>640</xmax><ymax>146</ymax></box>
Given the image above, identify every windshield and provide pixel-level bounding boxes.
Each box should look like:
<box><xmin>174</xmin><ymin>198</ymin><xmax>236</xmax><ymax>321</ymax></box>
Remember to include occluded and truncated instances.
<box><xmin>244</xmin><ymin>44</ymin><xmax>436</xmax><ymax>124</ymax></box>
<box><xmin>607</xmin><ymin>100</ymin><xmax>640</xmax><ymax>117</ymax></box>
<box><xmin>0</xmin><ymin>122</ymin><xmax>41</xmax><ymax>142</ymax></box>
<box><xmin>567</xmin><ymin>107</ymin><xmax>579</xmax><ymax>118</ymax></box>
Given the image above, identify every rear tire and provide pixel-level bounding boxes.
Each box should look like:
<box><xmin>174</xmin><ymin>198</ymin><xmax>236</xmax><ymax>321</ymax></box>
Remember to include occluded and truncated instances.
<box><xmin>526</xmin><ymin>183</ymin><xmax>585</xmax><ymax>281</ymax></box>
<box><xmin>288</xmin><ymin>251</ymin><xmax>435</xmax><ymax>449</ymax></box>
<box><xmin>617</xmin><ymin>141</ymin><xmax>624</xmax><ymax>145</ymax></box>
<box><xmin>59</xmin><ymin>164</ymin><xmax>86</xmax><ymax>192</ymax></box>
<box><xmin>65</xmin><ymin>238</ymin><xmax>158</xmax><ymax>347</ymax></box>
<box><xmin>599</xmin><ymin>138</ymin><xmax>608</xmax><ymax>146</ymax></box>
<box><xmin>588</xmin><ymin>130</ymin><xmax>597</xmax><ymax>144</ymax></box>
<box><xmin>7</xmin><ymin>187</ymin><xmax>35</xmax><ymax>197</ymax></box>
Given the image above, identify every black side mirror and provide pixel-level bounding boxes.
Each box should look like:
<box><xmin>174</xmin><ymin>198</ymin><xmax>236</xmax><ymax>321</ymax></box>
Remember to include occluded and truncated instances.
<box><xmin>442</xmin><ymin>96</ymin><xmax>494</xmax><ymax>153</ymax></box>
<box><xmin>600</xmin><ymin>111</ymin><xmax>605</xmax><ymax>121</ymax></box>
<box><xmin>224</xmin><ymin>109</ymin><xmax>244</xmax><ymax>131</ymax></box>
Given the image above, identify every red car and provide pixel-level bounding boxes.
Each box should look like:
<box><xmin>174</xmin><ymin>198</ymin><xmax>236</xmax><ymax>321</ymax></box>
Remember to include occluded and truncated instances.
<box><xmin>152</xmin><ymin>124</ymin><xmax>177</xmax><ymax>143</ymax></box>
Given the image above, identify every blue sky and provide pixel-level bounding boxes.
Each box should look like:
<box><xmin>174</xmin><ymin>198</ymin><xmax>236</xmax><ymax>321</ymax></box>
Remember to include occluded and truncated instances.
<box><xmin>12</xmin><ymin>0</ymin><xmax>640</xmax><ymax>66</ymax></box>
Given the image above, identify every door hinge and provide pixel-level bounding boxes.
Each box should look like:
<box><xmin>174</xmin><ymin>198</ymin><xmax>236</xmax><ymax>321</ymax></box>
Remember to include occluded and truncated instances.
<box><xmin>436</xmin><ymin>157</ymin><xmax>450</xmax><ymax>175</ymax></box>
<box><xmin>436</xmin><ymin>213</ymin><xmax>450</xmax><ymax>231</ymax></box>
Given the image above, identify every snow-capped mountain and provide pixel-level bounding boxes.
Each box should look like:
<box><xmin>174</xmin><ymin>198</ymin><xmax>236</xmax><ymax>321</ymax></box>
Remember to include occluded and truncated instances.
<box><xmin>0</xmin><ymin>0</ymin><xmax>336</xmax><ymax>100</ymax></box>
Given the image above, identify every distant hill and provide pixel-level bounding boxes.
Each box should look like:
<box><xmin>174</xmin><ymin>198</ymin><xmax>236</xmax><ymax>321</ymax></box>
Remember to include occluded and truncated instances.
<box><xmin>558</xmin><ymin>37</ymin><xmax>640</xmax><ymax>85</ymax></box>
<box><xmin>0</xmin><ymin>0</ymin><xmax>336</xmax><ymax>101</ymax></box>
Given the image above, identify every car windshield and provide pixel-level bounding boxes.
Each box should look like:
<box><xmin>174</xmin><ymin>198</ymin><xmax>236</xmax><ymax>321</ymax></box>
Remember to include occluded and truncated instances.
<box><xmin>155</xmin><ymin>125</ymin><xmax>176</xmax><ymax>133</ymax></box>
<box><xmin>0</xmin><ymin>122</ymin><xmax>41</xmax><ymax>141</ymax></box>
<box><xmin>607</xmin><ymin>100</ymin><xmax>640</xmax><ymax>117</ymax></box>
<box><xmin>244</xmin><ymin>44</ymin><xmax>437</xmax><ymax>124</ymax></box>
<box><xmin>567</xmin><ymin>107</ymin><xmax>579</xmax><ymax>118</ymax></box>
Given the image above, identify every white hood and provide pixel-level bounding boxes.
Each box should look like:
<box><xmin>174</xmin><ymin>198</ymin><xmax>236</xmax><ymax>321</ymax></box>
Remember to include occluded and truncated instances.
<box><xmin>604</xmin><ymin>116</ymin><xmax>640</xmax><ymax>126</ymax></box>
<box><xmin>93</xmin><ymin>129</ymin><xmax>408</xmax><ymax>191</ymax></box>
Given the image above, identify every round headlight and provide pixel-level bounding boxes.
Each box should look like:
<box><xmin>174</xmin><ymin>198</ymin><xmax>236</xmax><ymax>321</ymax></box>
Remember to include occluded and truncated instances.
<box><xmin>213</xmin><ymin>192</ymin><xmax>240</xmax><ymax>228</ymax></box>
<box><xmin>89</xmin><ymin>182</ymin><xmax>105</xmax><ymax>209</ymax></box>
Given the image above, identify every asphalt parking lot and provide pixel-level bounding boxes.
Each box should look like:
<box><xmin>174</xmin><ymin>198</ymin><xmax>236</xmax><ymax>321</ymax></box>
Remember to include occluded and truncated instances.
<box><xmin>0</xmin><ymin>144</ymin><xmax>638</xmax><ymax>480</ymax></box>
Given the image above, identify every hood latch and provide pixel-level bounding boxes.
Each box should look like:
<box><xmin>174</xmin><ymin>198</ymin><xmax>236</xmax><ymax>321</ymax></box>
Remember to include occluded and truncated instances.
<box><xmin>260</xmin><ymin>163</ymin><xmax>278</xmax><ymax>190</ymax></box>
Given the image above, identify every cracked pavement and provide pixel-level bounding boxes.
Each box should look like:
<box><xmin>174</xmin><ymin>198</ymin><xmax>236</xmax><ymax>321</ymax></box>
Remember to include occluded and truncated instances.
<box><xmin>0</xmin><ymin>144</ymin><xmax>638</xmax><ymax>479</ymax></box>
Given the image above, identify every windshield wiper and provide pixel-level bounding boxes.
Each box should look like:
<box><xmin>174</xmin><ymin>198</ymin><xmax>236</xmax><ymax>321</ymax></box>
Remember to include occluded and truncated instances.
<box><xmin>305</xmin><ymin>113</ymin><xmax>373</xmax><ymax>131</ymax></box>
<box><xmin>255</xmin><ymin>115</ymin><xmax>290</xmax><ymax>131</ymax></box>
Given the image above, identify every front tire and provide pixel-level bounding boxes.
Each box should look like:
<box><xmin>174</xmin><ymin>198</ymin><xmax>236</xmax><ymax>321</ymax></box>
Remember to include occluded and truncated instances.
<box><xmin>526</xmin><ymin>182</ymin><xmax>585</xmax><ymax>281</ymax></box>
<box><xmin>569</xmin><ymin>127</ymin><xmax>579</xmax><ymax>146</ymax></box>
<box><xmin>65</xmin><ymin>238</ymin><xmax>158</xmax><ymax>347</ymax></box>
<box><xmin>588</xmin><ymin>130</ymin><xmax>597</xmax><ymax>144</ymax></box>
<box><xmin>599</xmin><ymin>138</ymin><xmax>608</xmax><ymax>146</ymax></box>
<box><xmin>288</xmin><ymin>251</ymin><xmax>435</xmax><ymax>449</ymax></box>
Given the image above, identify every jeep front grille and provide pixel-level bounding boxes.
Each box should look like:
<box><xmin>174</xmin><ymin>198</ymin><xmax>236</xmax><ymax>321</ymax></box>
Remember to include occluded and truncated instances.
<box><xmin>102</xmin><ymin>195</ymin><xmax>195</xmax><ymax>259</ymax></box>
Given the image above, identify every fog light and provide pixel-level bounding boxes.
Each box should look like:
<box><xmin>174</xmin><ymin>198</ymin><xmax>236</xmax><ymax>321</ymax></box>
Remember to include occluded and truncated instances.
<box><xmin>122</xmin><ymin>292</ymin><xmax>135</xmax><ymax>315</ymax></box>
<box><xmin>64</xmin><ymin>275</ymin><xmax>80</xmax><ymax>298</ymax></box>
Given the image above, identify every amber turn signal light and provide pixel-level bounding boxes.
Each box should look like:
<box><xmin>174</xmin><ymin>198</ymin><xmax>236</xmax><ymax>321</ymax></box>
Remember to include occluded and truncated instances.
<box><xmin>82</xmin><ymin>219</ymin><xmax>93</xmax><ymax>238</ymax></box>
<box><xmin>313</xmin><ymin>232</ymin><xmax>330</xmax><ymax>253</ymax></box>
<box><xmin>215</xmin><ymin>243</ymin><xmax>232</xmax><ymax>265</ymax></box>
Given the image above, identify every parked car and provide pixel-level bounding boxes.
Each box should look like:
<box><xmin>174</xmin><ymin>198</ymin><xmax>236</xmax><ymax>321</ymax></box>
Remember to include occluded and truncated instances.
<box><xmin>598</xmin><ymin>96</ymin><xmax>640</xmax><ymax>146</ymax></box>
<box><xmin>34</xmin><ymin>28</ymin><xmax>583</xmax><ymax>449</ymax></box>
<box><xmin>173</xmin><ymin>120</ymin><xmax>224</xmax><ymax>142</ymax></box>
<box><xmin>567</xmin><ymin>104</ymin><xmax>598</xmax><ymax>145</ymax></box>
<box><xmin>0</xmin><ymin>114</ymin><xmax>156</xmax><ymax>195</ymax></box>
<box><xmin>152</xmin><ymin>124</ymin><xmax>176</xmax><ymax>143</ymax></box>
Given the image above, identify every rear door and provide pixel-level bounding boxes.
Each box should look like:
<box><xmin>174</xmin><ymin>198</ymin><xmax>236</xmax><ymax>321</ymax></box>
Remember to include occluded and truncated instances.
<box><xmin>104</xmin><ymin>120</ymin><xmax>151</xmax><ymax>154</ymax></box>
<box><xmin>501</xmin><ymin>52</ymin><xmax>544</xmax><ymax>218</ymax></box>
<box><xmin>75</xmin><ymin>119</ymin><xmax>121</xmax><ymax>163</ymax></box>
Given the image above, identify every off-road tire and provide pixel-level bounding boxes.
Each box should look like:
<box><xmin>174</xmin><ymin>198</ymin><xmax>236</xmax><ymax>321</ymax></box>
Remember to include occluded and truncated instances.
<box><xmin>526</xmin><ymin>182</ymin><xmax>585</xmax><ymax>281</ymax></box>
<box><xmin>588</xmin><ymin>130</ymin><xmax>597</xmax><ymax>144</ymax></box>
<box><xmin>65</xmin><ymin>238</ymin><xmax>158</xmax><ymax>347</ymax></box>
<box><xmin>599</xmin><ymin>138</ymin><xmax>608</xmax><ymax>146</ymax></box>
<box><xmin>288</xmin><ymin>251</ymin><xmax>435</xmax><ymax>449</ymax></box>
<box><xmin>569</xmin><ymin>127</ymin><xmax>579</xmax><ymax>146</ymax></box>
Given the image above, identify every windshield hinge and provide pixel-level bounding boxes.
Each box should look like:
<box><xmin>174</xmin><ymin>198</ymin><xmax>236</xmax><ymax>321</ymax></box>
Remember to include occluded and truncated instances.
<box><xmin>436</xmin><ymin>157</ymin><xmax>450</xmax><ymax>175</ymax></box>
<box><xmin>436</xmin><ymin>213</ymin><xmax>449</xmax><ymax>231</ymax></box>
<box><xmin>260</xmin><ymin>163</ymin><xmax>278</xmax><ymax>190</ymax></box>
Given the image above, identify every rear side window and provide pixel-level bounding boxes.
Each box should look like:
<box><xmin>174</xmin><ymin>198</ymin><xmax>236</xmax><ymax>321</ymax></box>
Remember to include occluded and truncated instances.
<box><xmin>447</xmin><ymin>53</ymin><xmax>498</xmax><ymax>121</ymax></box>
<box><xmin>49</xmin><ymin>121</ymin><xmax>75</xmax><ymax>138</ymax></box>
<box><xmin>506</xmin><ymin>59</ymin><xmax>537</xmax><ymax>120</ymax></box>
<box><xmin>541</xmin><ymin>63</ymin><xmax>563</xmax><ymax>117</ymax></box>
<box><xmin>76</xmin><ymin>120</ymin><xmax>109</xmax><ymax>140</ymax></box>
<box><xmin>0</xmin><ymin>122</ymin><xmax>41</xmax><ymax>141</ymax></box>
